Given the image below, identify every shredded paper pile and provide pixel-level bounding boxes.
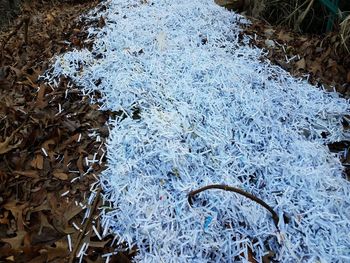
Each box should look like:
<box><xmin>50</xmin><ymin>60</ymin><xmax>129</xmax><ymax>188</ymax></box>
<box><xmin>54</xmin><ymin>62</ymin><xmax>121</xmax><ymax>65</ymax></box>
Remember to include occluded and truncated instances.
<box><xmin>46</xmin><ymin>0</ymin><xmax>350</xmax><ymax>261</ymax></box>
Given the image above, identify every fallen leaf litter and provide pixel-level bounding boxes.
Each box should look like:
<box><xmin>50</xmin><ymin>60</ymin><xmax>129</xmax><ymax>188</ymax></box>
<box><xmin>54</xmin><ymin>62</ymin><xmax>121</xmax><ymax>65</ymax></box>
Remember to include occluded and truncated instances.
<box><xmin>0</xmin><ymin>0</ymin><xmax>133</xmax><ymax>262</ymax></box>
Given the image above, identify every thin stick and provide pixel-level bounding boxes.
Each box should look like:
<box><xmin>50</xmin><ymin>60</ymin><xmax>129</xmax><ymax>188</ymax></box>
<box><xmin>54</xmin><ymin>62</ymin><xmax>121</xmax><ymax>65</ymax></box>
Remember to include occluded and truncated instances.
<box><xmin>68</xmin><ymin>188</ymin><xmax>102</xmax><ymax>263</ymax></box>
<box><xmin>188</xmin><ymin>184</ymin><xmax>280</xmax><ymax>227</ymax></box>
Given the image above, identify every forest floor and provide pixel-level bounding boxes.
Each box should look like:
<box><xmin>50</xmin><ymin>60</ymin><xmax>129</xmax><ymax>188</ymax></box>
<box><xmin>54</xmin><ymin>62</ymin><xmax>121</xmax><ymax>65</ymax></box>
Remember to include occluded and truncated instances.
<box><xmin>0</xmin><ymin>0</ymin><xmax>349</xmax><ymax>262</ymax></box>
<box><xmin>0</xmin><ymin>1</ymin><xmax>132</xmax><ymax>262</ymax></box>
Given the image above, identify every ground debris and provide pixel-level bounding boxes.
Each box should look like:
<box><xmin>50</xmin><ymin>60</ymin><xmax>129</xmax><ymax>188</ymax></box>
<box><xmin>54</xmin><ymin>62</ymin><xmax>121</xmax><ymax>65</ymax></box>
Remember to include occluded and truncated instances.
<box><xmin>241</xmin><ymin>18</ymin><xmax>350</xmax><ymax>179</ymax></box>
<box><xmin>241</xmin><ymin>18</ymin><xmax>350</xmax><ymax>96</ymax></box>
<box><xmin>0</xmin><ymin>0</ymin><xmax>131</xmax><ymax>262</ymax></box>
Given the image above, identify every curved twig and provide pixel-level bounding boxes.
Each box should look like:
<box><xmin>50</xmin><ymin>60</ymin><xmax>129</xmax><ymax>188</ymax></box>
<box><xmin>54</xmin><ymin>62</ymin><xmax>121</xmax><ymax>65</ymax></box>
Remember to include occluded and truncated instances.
<box><xmin>188</xmin><ymin>184</ymin><xmax>280</xmax><ymax>227</ymax></box>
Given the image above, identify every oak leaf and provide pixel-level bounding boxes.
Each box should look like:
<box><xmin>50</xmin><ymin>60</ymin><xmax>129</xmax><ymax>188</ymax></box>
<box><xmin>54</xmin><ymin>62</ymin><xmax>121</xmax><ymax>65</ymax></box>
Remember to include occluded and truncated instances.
<box><xmin>53</xmin><ymin>171</ymin><xmax>68</xmax><ymax>180</ymax></box>
<box><xmin>0</xmin><ymin>135</ymin><xmax>22</xmax><ymax>155</ymax></box>
<box><xmin>1</xmin><ymin>231</ymin><xmax>27</xmax><ymax>249</ymax></box>
<box><xmin>295</xmin><ymin>58</ymin><xmax>306</xmax><ymax>70</ymax></box>
<box><xmin>30</xmin><ymin>155</ymin><xmax>44</xmax><ymax>170</ymax></box>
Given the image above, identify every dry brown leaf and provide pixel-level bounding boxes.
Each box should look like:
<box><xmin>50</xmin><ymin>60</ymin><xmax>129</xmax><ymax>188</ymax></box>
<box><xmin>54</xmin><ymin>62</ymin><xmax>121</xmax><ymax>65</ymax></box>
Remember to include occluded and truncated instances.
<box><xmin>264</xmin><ymin>28</ymin><xmax>275</xmax><ymax>38</ymax></box>
<box><xmin>98</xmin><ymin>16</ymin><xmax>106</xmax><ymax>28</ymax></box>
<box><xmin>262</xmin><ymin>250</ymin><xmax>275</xmax><ymax>263</ymax></box>
<box><xmin>31</xmin><ymin>226</ymin><xmax>63</xmax><ymax>246</ymax></box>
<box><xmin>0</xmin><ymin>78</ymin><xmax>11</xmax><ymax>89</ymax></box>
<box><xmin>14</xmin><ymin>170</ymin><xmax>39</xmax><ymax>179</ymax></box>
<box><xmin>0</xmin><ymin>135</ymin><xmax>22</xmax><ymax>155</ymax></box>
<box><xmin>0</xmin><ymin>67</ymin><xmax>11</xmax><ymax>89</ymax></box>
<box><xmin>247</xmin><ymin>246</ymin><xmax>257</xmax><ymax>263</ymax></box>
<box><xmin>0</xmin><ymin>211</ymin><xmax>10</xmax><ymax>225</ymax></box>
<box><xmin>27</xmin><ymin>254</ymin><xmax>47</xmax><ymax>263</ymax></box>
<box><xmin>53</xmin><ymin>172</ymin><xmax>68</xmax><ymax>180</ymax></box>
<box><xmin>51</xmin><ymin>201</ymin><xmax>83</xmax><ymax>225</ymax></box>
<box><xmin>309</xmin><ymin>62</ymin><xmax>322</xmax><ymax>75</ymax></box>
<box><xmin>45</xmin><ymin>13</ymin><xmax>55</xmax><ymax>24</ymax></box>
<box><xmin>23</xmin><ymin>232</ymin><xmax>31</xmax><ymax>247</ymax></box>
<box><xmin>30</xmin><ymin>154</ymin><xmax>44</xmax><ymax>170</ymax></box>
<box><xmin>89</xmin><ymin>239</ymin><xmax>111</xmax><ymax>248</ymax></box>
<box><xmin>35</xmin><ymin>84</ymin><xmax>47</xmax><ymax>109</ymax></box>
<box><xmin>1</xmin><ymin>231</ymin><xmax>27</xmax><ymax>249</ymax></box>
<box><xmin>277</xmin><ymin>31</ymin><xmax>293</xmax><ymax>42</ymax></box>
<box><xmin>214</xmin><ymin>0</ymin><xmax>244</xmax><ymax>9</ymax></box>
<box><xmin>29</xmin><ymin>202</ymin><xmax>50</xmax><ymax>214</ymax></box>
<box><xmin>71</xmin><ymin>35</ymin><xmax>81</xmax><ymax>47</ymax></box>
<box><xmin>42</xmin><ymin>139</ymin><xmax>56</xmax><ymax>159</ymax></box>
<box><xmin>295</xmin><ymin>58</ymin><xmax>306</xmax><ymax>70</ymax></box>
<box><xmin>77</xmin><ymin>154</ymin><xmax>84</xmax><ymax>173</ymax></box>
<box><xmin>63</xmin><ymin>150</ymin><xmax>70</xmax><ymax>168</ymax></box>
<box><xmin>47</xmin><ymin>246</ymin><xmax>69</xmax><ymax>261</ymax></box>
<box><xmin>327</xmin><ymin>58</ymin><xmax>337</xmax><ymax>69</ymax></box>
<box><xmin>5</xmin><ymin>255</ymin><xmax>15</xmax><ymax>262</ymax></box>
<box><xmin>42</xmin><ymin>139</ymin><xmax>55</xmax><ymax>150</ymax></box>
<box><xmin>62</xmin><ymin>120</ymin><xmax>80</xmax><ymax>132</ymax></box>
<box><xmin>3</xmin><ymin>201</ymin><xmax>27</xmax><ymax>231</ymax></box>
<box><xmin>112</xmin><ymin>252</ymin><xmax>132</xmax><ymax>263</ymax></box>
<box><xmin>39</xmin><ymin>211</ymin><xmax>55</xmax><ymax>232</ymax></box>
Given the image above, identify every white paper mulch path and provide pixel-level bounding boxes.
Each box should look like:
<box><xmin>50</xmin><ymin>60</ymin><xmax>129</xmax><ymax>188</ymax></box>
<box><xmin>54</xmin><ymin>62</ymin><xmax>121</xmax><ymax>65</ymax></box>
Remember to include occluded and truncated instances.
<box><xmin>46</xmin><ymin>0</ymin><xmax>350</xmax><ymax>262</ymax></box>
